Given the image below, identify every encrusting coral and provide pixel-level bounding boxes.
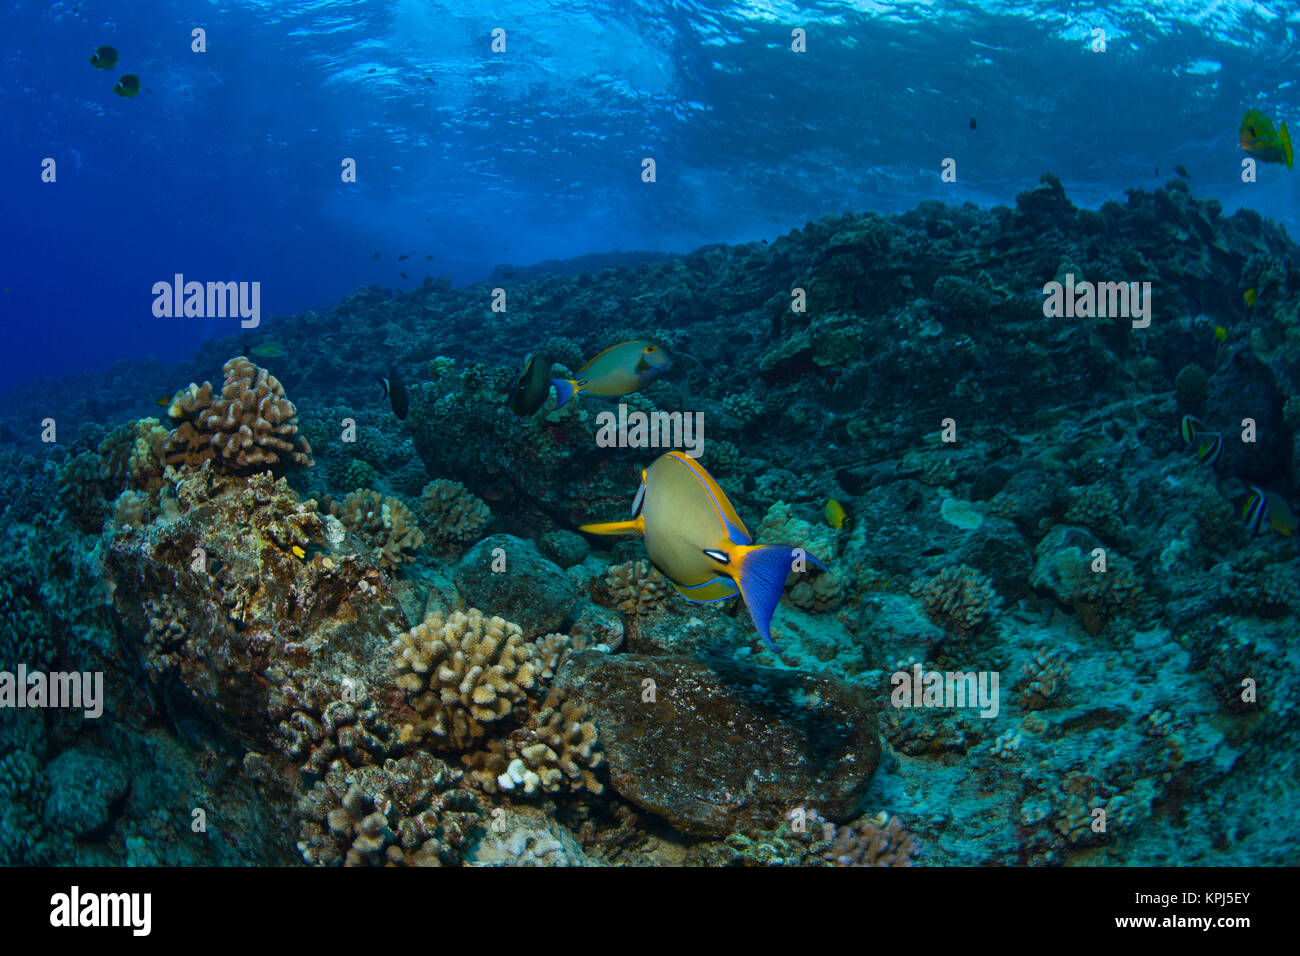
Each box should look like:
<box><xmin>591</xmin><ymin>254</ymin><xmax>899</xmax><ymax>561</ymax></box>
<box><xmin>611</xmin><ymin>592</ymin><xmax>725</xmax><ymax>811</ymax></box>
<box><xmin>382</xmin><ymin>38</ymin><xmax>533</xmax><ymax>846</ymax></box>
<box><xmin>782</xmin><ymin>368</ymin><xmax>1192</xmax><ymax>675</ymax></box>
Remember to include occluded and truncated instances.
<box><xmin>417</xmin><ymin>479</ymin><xmax>492</xmax><ymax>555</ymax></box>
<box><xmin>331</xmin><ymin>489</ymin><xmax>425</xmax><ymax>570</ymax></box>
<box><xmin>164</xmin><ymin>356</ymin><xmax>314</xmax><ymax>472</ymax></box>
<box><xmin>393</xmin><ymin>609</ymin><xmax>538</xmax><ymax>750</ymax></box>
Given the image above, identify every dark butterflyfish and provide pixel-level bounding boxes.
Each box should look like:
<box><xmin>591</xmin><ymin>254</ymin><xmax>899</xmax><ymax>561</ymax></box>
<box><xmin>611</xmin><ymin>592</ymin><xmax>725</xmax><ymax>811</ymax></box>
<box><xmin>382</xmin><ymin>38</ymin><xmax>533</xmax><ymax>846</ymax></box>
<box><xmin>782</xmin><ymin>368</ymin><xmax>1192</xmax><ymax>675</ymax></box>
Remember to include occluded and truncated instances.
<box><xmin>969</xmin><ymin>117</ymin><xmax>976</xmax><ymax>131</ymax></box>
<box><xmin>510</xmin><ymin>354</ymin><xmax>550</xmax><ymax>416</ymax></box>
<box><xmin>1175</xmin><ymin>165</ymin><xmax>1190</xmax><ymax>179</ymax></box>
<box><xmin>113</xmin><ymin>74</ymin><xmax>141</xmax><ymax>97</ymax></box>
<box><xmin>551</xmin><ymin>340</ymin><xmax>670</xmax><ymax>409</ymax></box>
<box><xmin>397</xmin><ymin>254</ymin><xmax>410</xmax><ymax>261</ymax></box>
<box><xmin>1240</xmin><ymin>108</ymin><xmax>1293</xmax><ymax>169</ymax></box>
<box><xmin>580</xmin><ymin>452</ymin><xmax>827</xmax><ymax>650</ymax></box>
<box><xmin>89</xmin><ymin>46</ymin><xmax>118</xmax><ymax>70</ymax></box>
<box><xmin>378</xmin><ymin>368</ymin><xmax>408</xmax><ymax>420</ymax></box>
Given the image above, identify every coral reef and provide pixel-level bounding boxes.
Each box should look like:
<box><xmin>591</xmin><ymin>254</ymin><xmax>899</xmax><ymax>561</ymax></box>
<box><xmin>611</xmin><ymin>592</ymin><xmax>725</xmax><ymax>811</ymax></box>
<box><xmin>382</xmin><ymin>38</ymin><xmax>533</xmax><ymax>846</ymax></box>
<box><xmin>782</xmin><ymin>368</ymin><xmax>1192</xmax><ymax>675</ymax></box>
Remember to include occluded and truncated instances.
<box><xmin>165</xmin><ymin>357</ymin><xmax>313</xmax><ymax>471</ymax></box>
<box><xmin>417</xmin><ymin>479</ymin><xmax>492</xmax><ymax>556</ymax></box>
<box><xmin>596</xmin><ymin>559</ymin><xmax>670</xmax><ymax>615</ymax></box>
<box><xmin>823</xmin><ymin>812</ymin><xmax>920</xmax><ymax>867</ymax></box>
<box><xmin>331</xmin><ymin>489</ymin><xmax>425</xmax><ymax>570</ymax></box>
<box><xmin>296</xmin><ymin>753</ymin><xmax>482</xmax><ymax>866</ymax></box>
<box><xmin>917</xmin><ymin>564</ymin><xmax>998</xmax><ymax>635</ymax></box>
<box><xmin>392</xmin><ymin>609</ymin><xmax>538</xmax><ymax>750</ymax></box>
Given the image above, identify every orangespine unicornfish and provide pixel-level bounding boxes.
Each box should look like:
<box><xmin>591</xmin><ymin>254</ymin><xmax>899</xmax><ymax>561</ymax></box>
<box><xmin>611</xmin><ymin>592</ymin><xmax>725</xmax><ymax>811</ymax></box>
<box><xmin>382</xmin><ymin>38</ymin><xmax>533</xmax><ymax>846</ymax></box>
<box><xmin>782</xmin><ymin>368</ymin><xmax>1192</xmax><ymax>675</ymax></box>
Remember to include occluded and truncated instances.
<box><xmin>1179</xmin><ymin>415</ymin><xmax>1222</xmax><ymax>466</ymax></box>
<box><xmin>551</xmin><ymin>340</ymin><xmax>670</xmax><ymax>409</ymax></box>
<box><xmin>378</xmin><ymin>367</ymin><xmax>408</xmax><ymax>420</ymax></box>
<box><xmin>1243</xmin><ymin>485</ymin><xmax>1297</xmax><ymax>537</ymax></box>
<box><xmin>579</xmin><ymin>451</ymin><xmax>827</xmax><ymax>650</ymax></box>
<box><xmin>510</xmin><ymin>354</ymin><xmax>550</xmax><ymax>416</ymax></box>
<box><xmin>1240</xmin><ymin>109</ymin><xmax>1293</xmax><ymax>169</ymax></box>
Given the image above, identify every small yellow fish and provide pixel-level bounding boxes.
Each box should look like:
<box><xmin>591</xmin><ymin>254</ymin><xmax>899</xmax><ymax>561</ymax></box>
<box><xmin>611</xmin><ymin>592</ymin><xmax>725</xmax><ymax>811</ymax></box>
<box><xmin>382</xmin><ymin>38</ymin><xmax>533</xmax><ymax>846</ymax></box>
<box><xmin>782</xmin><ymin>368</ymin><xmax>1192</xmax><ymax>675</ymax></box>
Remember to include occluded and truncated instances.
<box><xmin>825</xmin><ymin>498</ymin><xmax>847</xmax><ymax>529</ymax></box>
<box><xmin>291</xmin><ymin>545</ymin><xmax>307</xmax><ymax>559</ymax></box>
<box><xmin>1214</xmin><ymin>325</ymin><xmax>1228</xmax><ymax>341</ymax></box>
<box><xmin>154</xmin><ymin>395</ymin><xmax>171</xmax><ymax>408</ymax></box>
<box><xmin>250</xmin><ymin>341</ymin><xmax>287</xmax><ymax>359</ymax></box>
<box><xmin>1243</xmin><ymin>288</ymin><xmax>1257</xmax><ymax>307</ymax></box>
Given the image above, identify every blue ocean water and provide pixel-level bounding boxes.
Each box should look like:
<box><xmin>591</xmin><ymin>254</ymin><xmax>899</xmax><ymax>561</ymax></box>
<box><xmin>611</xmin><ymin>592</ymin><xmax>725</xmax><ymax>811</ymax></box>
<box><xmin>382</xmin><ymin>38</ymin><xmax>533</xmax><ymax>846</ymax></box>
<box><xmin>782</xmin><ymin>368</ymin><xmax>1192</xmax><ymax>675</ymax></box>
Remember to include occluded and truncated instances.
<box><xmin>2</xmin><ymin>0</ymin><xmax>1296</xmax><ymax>390</ymax></box>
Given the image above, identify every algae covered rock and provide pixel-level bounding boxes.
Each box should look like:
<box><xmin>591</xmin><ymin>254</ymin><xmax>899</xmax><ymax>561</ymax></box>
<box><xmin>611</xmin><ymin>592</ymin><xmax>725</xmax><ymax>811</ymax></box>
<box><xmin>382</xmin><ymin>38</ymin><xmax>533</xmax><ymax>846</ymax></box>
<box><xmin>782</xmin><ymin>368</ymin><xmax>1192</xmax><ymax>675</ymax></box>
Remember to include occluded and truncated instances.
<box><xmin>454</xmin><ymin>534</ymin><xmax>578</xmax><ymax>636</ymax></box>
<box><xmin>553</xmin><ymin>652</ymin><xmax>881</xmax><ymax>837</ymax></box>
<box><xmin>43</xmin><ymin>749</ymin><xmax>129</xmax><ymax>838</ymax></box>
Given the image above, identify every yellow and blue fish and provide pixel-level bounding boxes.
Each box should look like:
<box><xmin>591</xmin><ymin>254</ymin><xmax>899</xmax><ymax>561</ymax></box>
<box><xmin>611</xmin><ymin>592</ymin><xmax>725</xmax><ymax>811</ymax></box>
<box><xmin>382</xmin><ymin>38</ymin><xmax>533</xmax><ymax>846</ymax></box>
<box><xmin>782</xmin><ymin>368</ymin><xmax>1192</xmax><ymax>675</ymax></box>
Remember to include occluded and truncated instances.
<box><xmin>1240</xmin><ymin>109</ymin><xmax>1293</xmax><ymax>169</ymax></box>
<box><xmin>1243</xmin><ymin>485</ymin><xmax>1297</xmax><ymax>537</ymax></box>
<box><xmin>551</xmin><ymin>340</ymin><xmax>670</xmax><ymax>409</ymax></box>
<box><xmin>579</xmin><ymin>451</ymin><xmax>826</xmax><ymax>650</ymax></box>
<box><xmin>1180</xmin><ymin>415</ymin><xmax>1222</xmax><ymax>466</ymax></box>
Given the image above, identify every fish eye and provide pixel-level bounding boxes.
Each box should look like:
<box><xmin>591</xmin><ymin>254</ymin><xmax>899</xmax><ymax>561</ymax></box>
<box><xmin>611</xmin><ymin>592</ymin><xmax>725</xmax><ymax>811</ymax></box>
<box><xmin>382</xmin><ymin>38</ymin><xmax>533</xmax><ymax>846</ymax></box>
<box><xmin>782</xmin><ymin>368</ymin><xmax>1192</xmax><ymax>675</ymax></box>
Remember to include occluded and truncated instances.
<box><xmin>645</xmin><ymin>345</ymin><xmax>657</xmax><ymax>352</ymax></box>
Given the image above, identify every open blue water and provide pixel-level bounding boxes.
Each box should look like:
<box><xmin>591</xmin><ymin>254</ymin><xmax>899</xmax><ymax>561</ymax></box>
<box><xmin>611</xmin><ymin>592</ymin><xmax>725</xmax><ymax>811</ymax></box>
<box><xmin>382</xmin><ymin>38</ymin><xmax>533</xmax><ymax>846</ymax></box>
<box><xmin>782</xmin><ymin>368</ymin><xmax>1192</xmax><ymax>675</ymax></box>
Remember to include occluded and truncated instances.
<box><xmin>2</xmin><ymin>0</ymin><xmax>1296</xmax><ymax>391</ymax></box>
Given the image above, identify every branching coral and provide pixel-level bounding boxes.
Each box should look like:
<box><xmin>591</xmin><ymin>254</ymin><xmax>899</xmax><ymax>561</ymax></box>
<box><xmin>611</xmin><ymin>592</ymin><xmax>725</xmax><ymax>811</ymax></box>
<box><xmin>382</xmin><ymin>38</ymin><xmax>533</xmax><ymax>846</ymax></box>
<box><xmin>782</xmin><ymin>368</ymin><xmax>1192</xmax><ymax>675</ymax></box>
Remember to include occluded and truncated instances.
<box><xmin>597</xmin><ymin>559</ymin><xmax>670</xmax><ymax>615</ymax></box>
<box><xmin>462</xmin><ymin>691</ymin><xmax>604</xmax><ymax>796</ymax></box>
<box><xmin>417</xmin><ymin>479</ymin><xmax>492</xmax><ymax>555</ymax></box>
<box><xmin>165</xmin><ymin>356</ymin><xmax>313</xmax><ymax>472</ymax></box>
<box><xmin>267</xmin><ymin>669</ymin><xmax>397</xmax><ymax>775</ymax></box>
<box><xmin>1065</xmin><ymin>482</ymin><xmax>1123</xmax><ymax>540</ymax></box>
<box><xmin>296</xmin><ymin>753</ymin><xmax>482</xmax><ymax>866</ymax></box>
<box><xmin>393</xmin><ymin>609</ymin><xmax>537</xmax><ymax>750</ymax></box>
<box><xmin>531</xmin><ymin>632</ymin><xmax>597</xmax><ymax>681</ymax></box>
<box><xmin>1015</xmin><ymin>646</ymin><xmax>1072</xmax><ymax>710</ymax></box>
<box><xmin>55</xmin><ymin>418</ymin><xmax>170</xmax><ymax>532</ymax></box>
<box><xmin>788</xmin><ymin>568</ymin><xmax>848</xmax><ymax>612</ymax></box>
<box><xmin>823</xmin><ymin>812</ymin><xmax>919</xmax><ymax>866</ymax></box>
<box><xmin>918</xmin><ymin>564</ymin><xmax>998</xmax><ymax>635</ymax></box>
<box><xmin>331</xmin><ymin>489</ymin><xmax>425</xmax><ymax>570</ymax></box>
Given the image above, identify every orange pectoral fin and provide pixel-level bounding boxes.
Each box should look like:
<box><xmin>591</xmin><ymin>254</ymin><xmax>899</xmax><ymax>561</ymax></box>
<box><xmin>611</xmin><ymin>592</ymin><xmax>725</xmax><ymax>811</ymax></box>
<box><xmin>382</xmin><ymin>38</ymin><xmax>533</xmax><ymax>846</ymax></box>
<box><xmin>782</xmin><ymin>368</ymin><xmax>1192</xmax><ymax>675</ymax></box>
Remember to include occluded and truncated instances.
<box><xmin>579</xmin><ymin>515</ymin><xmax>646</xmax><ymax>537</ymax></box>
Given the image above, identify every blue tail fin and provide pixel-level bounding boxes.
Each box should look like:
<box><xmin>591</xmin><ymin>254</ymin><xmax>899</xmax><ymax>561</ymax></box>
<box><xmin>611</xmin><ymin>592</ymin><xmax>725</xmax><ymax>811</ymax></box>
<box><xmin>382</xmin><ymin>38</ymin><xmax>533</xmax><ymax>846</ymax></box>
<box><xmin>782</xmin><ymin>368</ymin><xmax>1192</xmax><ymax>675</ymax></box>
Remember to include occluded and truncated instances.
<box><xmin>736</xmin><ymin>545</ymin><xmax>826</xmax><ymax>651</ymax></box>
<box><xmin>550</xmin><ymin>378</ymin><xmax>580</xmax><ymax>409</ymax></box>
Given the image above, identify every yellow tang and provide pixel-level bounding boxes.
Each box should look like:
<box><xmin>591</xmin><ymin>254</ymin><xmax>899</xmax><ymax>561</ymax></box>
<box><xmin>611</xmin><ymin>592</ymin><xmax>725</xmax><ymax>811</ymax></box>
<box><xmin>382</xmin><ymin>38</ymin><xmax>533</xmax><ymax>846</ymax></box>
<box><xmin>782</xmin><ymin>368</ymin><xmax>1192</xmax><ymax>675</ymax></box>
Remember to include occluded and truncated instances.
<box><xmin>551</xmin><ymin>340</ymin><xmax>670</xmax><ymax>409</ymax></box>
<box><xmin>291</xmin><ymin>545</ymin><xmax>307</xmax><ymax>559</ymax></box>
<box><xmin>1243</xmin><ymin>287</ymin><xmax>1257</xmax><ymax>307</ymax></box>
<box><xmin>825</xmin><ymin>498</ymin><xmax>847</xmax><ymax>529</ymax></box>
<box><xmin>579</xmin><ymin>451</ymin><xmax>826</xmax><ymax>650</ymax></box>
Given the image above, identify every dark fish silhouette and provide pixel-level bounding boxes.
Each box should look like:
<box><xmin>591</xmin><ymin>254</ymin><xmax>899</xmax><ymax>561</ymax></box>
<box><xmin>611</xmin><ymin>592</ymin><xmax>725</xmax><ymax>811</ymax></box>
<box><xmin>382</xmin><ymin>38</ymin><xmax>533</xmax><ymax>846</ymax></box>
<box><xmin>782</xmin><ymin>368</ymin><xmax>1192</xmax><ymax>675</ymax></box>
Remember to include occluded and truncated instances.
<box><xmin>1175</xmin><ymin>165</ymin><xmax>1190</xmax><ymax>179</ymax></box>
<box><xmin>509</xmin><ymin>354</ymin><xmax>550</xmax><ymax>416</ymax></box>
<box><xmin>90</xmin><ymin>46</ymin><xmax>118</xmax><ymax>70</ymax></box>
<box><xmin>969</xmin><ymin>117</ymin><xmax>976</xmax><ymax>130</ymax></box>
<box><xmin>378</xmin><ymin>368</ymin><xmax>408</xmax><ymax>420</ymax></box>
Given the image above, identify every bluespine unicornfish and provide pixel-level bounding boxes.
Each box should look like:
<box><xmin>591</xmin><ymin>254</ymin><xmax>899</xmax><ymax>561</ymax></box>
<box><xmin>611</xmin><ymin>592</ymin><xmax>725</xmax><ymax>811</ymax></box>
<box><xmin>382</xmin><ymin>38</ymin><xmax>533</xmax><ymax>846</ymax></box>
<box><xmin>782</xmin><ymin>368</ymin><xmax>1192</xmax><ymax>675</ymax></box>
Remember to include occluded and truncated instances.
<box><xmin>1242</xmin><ymin>485</ymin><xmax>1297</xmax><ymax>537</ymax></box>
<box><xmin>1180</xmin><ymin>415</ymin><xmax>1221</xmax><ymax>466</ymax></box>
<box><xmin>1240</xmin><ymin>109</ymin><xmax>1293</xmax><ymax>169</ymax></box>
<box><xmin>510</xmin><ymin>354</ymin><xmax>550</xmax><ymax>416</ymax></box>
<box><xmin>378</xmin><ymin>367</ymin><xmax>408</xmax><ymax>420</ymax></box>
<box><xmin>579</xmin><ymin>451</ymin><xmax>827</xmax><ymax>650</ymax></box>
<box><xmin>551</xmin><ymin>340</ymin><xmax>670</xmax><ymax>409</ymax></box>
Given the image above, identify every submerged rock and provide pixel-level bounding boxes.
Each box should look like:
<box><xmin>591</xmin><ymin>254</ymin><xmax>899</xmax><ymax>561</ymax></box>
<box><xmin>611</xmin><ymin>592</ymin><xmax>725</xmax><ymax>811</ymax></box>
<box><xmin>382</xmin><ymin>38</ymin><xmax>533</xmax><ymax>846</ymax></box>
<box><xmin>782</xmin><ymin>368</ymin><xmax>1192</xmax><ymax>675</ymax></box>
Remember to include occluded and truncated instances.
<box><xmin>454</xmin><ymin>534</ymin><xmax>578</xmax><ymax>636</ymax></box>
<box><xmin>554</xmin><ymin>652</ymin><xmax>881</xmax><ymax>836</ymax></box>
